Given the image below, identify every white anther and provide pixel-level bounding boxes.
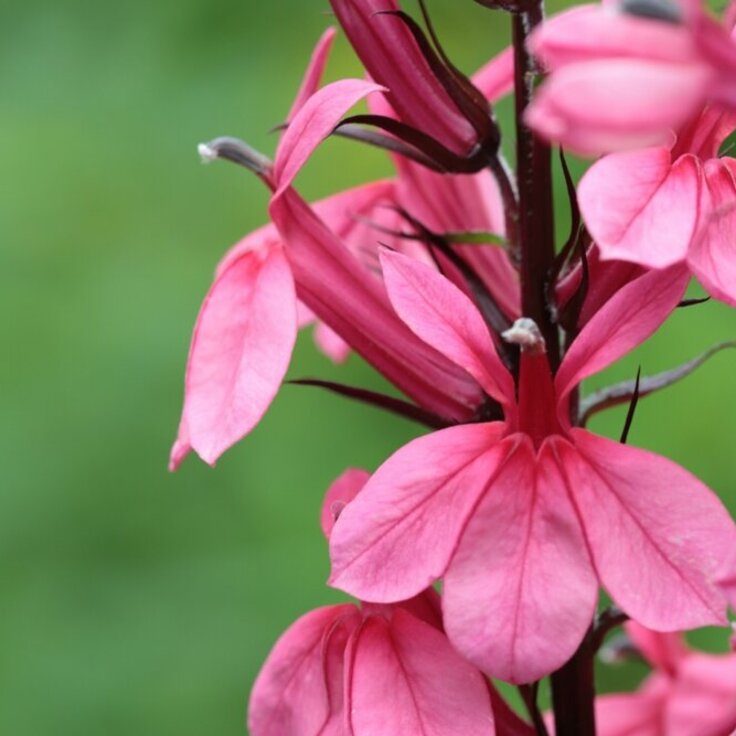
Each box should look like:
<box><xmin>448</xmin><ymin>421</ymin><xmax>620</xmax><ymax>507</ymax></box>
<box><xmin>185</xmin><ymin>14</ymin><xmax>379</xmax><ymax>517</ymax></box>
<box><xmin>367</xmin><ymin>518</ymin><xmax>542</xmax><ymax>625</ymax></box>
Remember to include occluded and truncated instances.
<box><xmin>502</xmin><ymin>318</ymin><xmax>546</xmax><ymax>354</ymax></box>
<box><xmin>197</xmin><ymin>142</ymin><xmax>218</xmax><ymax>164</ymax></box>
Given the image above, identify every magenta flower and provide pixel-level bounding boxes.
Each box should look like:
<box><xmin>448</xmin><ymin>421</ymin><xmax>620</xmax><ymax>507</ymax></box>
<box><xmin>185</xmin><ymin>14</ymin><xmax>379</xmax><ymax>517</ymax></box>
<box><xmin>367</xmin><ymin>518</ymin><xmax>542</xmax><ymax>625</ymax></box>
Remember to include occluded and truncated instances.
<box><xmin>329</xmin><ymin>250</ymin><xmax>735</xmax><ymax>684</ymax></box>
<box><xmin>526</xmin><ymin>0</ymin><xmax>736</xmax><ymax>155</ymax></box>
<box><xmin>578</xmin><ymin>105</ymin><xmax>736</xmax><ymax>306</ymax></box>
<box><xmin>595</xmin><ymin>623</ymin><xmax>736</xmax><ymax>736</ymax></box>
<box><xmin>247</xmin><ymin>469</ymin><xmax>525</xmax><ymax>736</ymax></box>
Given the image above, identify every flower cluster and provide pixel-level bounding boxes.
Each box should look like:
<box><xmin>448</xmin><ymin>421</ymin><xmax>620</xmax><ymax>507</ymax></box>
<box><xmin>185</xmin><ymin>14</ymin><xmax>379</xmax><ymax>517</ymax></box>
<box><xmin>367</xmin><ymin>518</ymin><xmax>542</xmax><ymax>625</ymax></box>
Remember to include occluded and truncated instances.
<box><xmin>171</xmin><ymin>0</ymin><xmax>736</xmax><ymax>733</ymax></box>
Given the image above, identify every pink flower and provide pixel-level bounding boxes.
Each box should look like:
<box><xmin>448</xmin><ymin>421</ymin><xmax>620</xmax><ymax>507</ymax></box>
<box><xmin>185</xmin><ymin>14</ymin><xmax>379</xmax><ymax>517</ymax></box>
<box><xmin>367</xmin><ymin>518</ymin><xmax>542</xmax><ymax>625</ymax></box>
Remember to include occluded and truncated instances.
<box><xmin>247</xmin><ymin>469</ymin><xmax>528</xmax><ymax>736</ymax></box>
<box><xmin>328</xmin><ymin>250</ymin><xmax>735</xmax><ymax>684</ymax></box>
<box><xmin>578</xmin><ymin>106</ymin><xmax>736</xmax><ymax>305</ymax></box>
<box><xmin>171</xmin><ymin>31</ymin><xmax>520</xmax><ymax>469</ymax></box>
<box><xmin>596</xmin><ymin>623</ymin><xmax>736</xmax><ymax>736</ymax></box>
<box><xmin>526</xmin><ymin>0</ymin><xmax>736</xmax><ymax>155</ymax></box>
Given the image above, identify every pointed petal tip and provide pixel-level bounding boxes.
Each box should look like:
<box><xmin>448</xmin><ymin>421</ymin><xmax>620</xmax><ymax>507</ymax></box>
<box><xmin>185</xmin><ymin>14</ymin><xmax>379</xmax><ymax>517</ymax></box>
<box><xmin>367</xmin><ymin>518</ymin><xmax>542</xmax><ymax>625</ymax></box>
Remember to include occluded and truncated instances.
<box><xmin>168</xmin><ymin>437</ymin><xmax>191</xmax><ymax>472</ymax></box>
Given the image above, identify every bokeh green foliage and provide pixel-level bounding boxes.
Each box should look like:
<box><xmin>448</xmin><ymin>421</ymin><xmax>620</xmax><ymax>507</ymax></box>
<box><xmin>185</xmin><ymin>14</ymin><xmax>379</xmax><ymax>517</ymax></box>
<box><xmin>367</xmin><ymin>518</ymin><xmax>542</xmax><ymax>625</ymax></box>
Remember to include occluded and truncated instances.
<box><xmin>1</xmin><ymin>0</ymin><xmax>734</xmax><ymax>733</ymax></box>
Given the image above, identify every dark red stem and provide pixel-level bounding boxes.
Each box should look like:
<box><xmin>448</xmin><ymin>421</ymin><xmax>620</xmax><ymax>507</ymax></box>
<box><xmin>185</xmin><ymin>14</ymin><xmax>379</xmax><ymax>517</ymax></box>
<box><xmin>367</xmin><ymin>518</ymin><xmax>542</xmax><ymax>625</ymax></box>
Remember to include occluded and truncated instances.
<box><xmin>512</xmin><ymin>6</ymin><xmax>560</xmax><ymax>370</ymax></box>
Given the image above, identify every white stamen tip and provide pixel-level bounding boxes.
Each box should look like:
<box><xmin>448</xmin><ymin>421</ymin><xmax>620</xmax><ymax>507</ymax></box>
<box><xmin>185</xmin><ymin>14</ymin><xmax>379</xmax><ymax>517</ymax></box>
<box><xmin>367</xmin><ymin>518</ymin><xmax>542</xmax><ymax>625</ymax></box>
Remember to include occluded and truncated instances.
<box><xmin>198</xmin><ymin>142</ymin><xmax>218</xmax><ymax>164</ymax></box>
<box><xmin>502</xmin><ymin>318</ymin><xmax>545</xmax><ymax>353</ymax></box>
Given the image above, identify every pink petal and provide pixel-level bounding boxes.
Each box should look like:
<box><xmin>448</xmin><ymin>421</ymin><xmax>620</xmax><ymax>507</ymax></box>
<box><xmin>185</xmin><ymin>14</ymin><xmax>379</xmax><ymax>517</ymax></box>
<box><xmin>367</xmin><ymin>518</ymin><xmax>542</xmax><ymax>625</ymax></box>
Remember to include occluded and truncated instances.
<box><xmin>666</xmin><ymin>653</ymin><xmax>736</xmax><ymax>736</ymax></box>
<box><xmin>565</xmin><ymin>430</ymin><xmax>733</xmax><ymax>630</ymax></box>
<box><xmin>314</xmin><ymin>322</ymin><xmax>351</xmax><ymax>363</ymax></box>
<box><xmin>471</xmin><ymin>46</ymin><xmax>514</xmax><ymax>103</ymax></box>
<box><xmin>673</xmin><ymin>107</ymin><xmax>736</xmax><ymax>161</ymax></box>
<box><xmin>530</xmin><ymin>5</ymin><xmax>702</xmax><ymax>69</ymax></box>
<box><xmin>380</xmin><ymin>249</ymin><xmax>515</xmax><ymax>409</ymax></box>
<box><xmin>172</xmin><ymin>245</ymin><xmax>297</xmax><ymax>466</ymax></box>
<box><xmin>578</xmin><ymin>148</ymin><xmax>701</xmax><ymax>268</ymax></box>
<box><xmin>274</xmin><ymin>78</ymin><xmax>385</xmax><ymax>196</ymax></box>
<box><xmin>320</xmin><ymin>468</ymin><xmax>371</xmax><ymax>540</ymax></box>
<box><xmin>329</xmin><ymin>423</ymin><xmax>511</xmax><ymax>603</ymax></box>
<box><xmin>526</xmin><ymin>60</ymin><xmax>710</xmax><ymax>155</ymax></box>
<box><xmin>394</xmin><ymin>157</ymin><xmax>520</xmax><ymax>320</ymax></box>
<box><xmin>443</xmin><ymin>436</ymin><xmax>598</xmax><ymax>684</ymax></box>
<box><xmin>270</xmin><ymin>189</ymin><xmax>483</xmax><ymax>421</ymax></box>
<box><xmin>555</xmin><ymin>265</ymin><xmax>689</xmax><ymax>408</ymax></box>
<box><xmin>215</xmin><ymin>222</ymin><xmax>280</xmax><ymax>279</ymax></box>
<box><xmin>596</xmin><ymin>676</ymin><xmax>670</xmax><ymax>736</ymax></box>
<box><xmin>247</xmin><ymin>604</ymin><xmax>358</xmax><ymax>736</ymax></box>
<box><xmin>168</xmin><ymin>416</ymin><xmax>192</xmax><ymax>472</ymax></box>
<box><xmin>287</xmin><ymin>27</ymin><xmax>338</xmax><ymax>122</ymax></box>
<box><xmin>346</xmin><ymin>610</ymin><xmax>494</xmax><ymax>735</ymax></box>
<box><xmin>625</xmin><ymin>622</ymin><xmax>688</xmax><ymax>676</ymax></box>
<box><xmin>688</xmin><ymin>158</ymin><xmax>736</xmax><ymax>306</ymax></box>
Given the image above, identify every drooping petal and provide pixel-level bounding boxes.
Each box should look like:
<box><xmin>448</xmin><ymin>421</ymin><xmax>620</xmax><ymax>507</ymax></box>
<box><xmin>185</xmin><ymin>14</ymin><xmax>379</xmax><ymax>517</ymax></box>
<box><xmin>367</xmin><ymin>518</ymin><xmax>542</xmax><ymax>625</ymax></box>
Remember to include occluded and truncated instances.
<box><xmin>287</xmin><ymin>27</ymin><xmax>338</xmax><ymax>122</ymax></box>
<box><xmin>688</xmin><ymin>158</ymin><xmax>736</xmax><ymax>306</ymax></box>
<box><xmin>564</xmin><ymin>430</ymin><xmax>733</xmax><ymax>630</ymax></box>
<box><xmin>274</xmin><ymin>78</ymin><xmax>385</xmax><ymax>196</ymax></box>
<box><xmin>380</xmin><ymin>249</ymin><xmax>515</xmax><ymax>409</ymax></box>
<box><xmin>526</xmin><ymin>60</ymin><xmax>710</xmax><ymax>155</ymax></box>
<box><xmin>443</xmin><ymin>435</ymin><xmax>598</xmax><ymax>684</ymax></box>
<box><xmin>345</xmin><ymin>610</ymin><xmax>495</xmax><ymax>736</ymax></box>
<box><xmin>172</xmin><ymin>245</ymin><xmax>297</xmax><ymax>467</ymax></box>
<box><xmin>247</xmin><ymin>604</ymin><xmax>358</xmax><ymax>736</ymax></box>
<box><xmin>329</xmin><ymin>423</ymin><xmax>511</xmax><ymax>603</ymax></box>
<box><xmin>555</xmin><ymin>264</ymin><xmax>689</xmax><ymax>408</ymax></box>
<box><xmin>578</xmin><ymin>148</ymin><xmax>701</xmax><ymax>268</ymax></box>
<box><xmin>270</xmin><ymin>188</ymin><xmax>483</xmax><ymax>421</ymax></box>
<box><xmin>321</xmin><ymin>468</ymin><xmax>371</xmax><ymax>540</ymax></box>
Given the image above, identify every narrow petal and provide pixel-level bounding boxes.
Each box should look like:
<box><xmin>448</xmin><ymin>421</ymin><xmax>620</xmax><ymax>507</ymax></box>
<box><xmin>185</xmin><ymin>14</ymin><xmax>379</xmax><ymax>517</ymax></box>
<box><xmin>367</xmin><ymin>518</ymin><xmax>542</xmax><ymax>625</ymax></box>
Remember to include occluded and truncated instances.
<box><xmin>578</xmin><ymin>149</ymin><xmax>701</xmax><ymax>268</ymax></box>
<box><xmin>443</xmin><ymin>436</ymin><xmax>598</xmax><ymax>684</ymax></box>
<box><xmin>380</xmin><ymin>249</ymin><xmax>515</xmax><ymax>409</ymax></box>
<box><xmin>248</xmin><ymin>604</ymin><xmax>357</xmax><ymax>736</ymax></box>
<box><xmin>555</xmin><ymin>264</ymin><xmax>689</xmax><ymax>407</ymax></box>
<box><xmin>174</xmin><ymin>245</ymin><xmax>297</xmax><ymax>466</ymax></box>
<box><xmin>564</xmin><ymin>430</ymin><xmax>733</xmax><ymax>629</ymax></box>
<box><xmin>321</xmin><ymin>468</ymin><xmax>371</xmax><ymax>540</ymax></box>
<box><xmin>688</xmin><ymin>158</ymin><xmax>736</xmax><ymax>306</ymax></box>
<box><xmin>346</xmin><ymin>611</ymin><xmax>494</xmax><ymax>736</ymax></box>
<box><xmin>287</xmin><ymin>27</ymin><xmax>338</xmax><ymax>122</ymax></box>
<box><xmin>274</xmin><ymin>78</ymin><xmax>385</xmax><ymax>196</ymax></box>
<box><xmin>329</xmin><ymin>423</ymin><xmax>511</xmax><ymax>603</ymax></box>
<box><xmin>471</xmin><ymin>46</ymin><xmax>514</xmax><ymax>103</ymax></box>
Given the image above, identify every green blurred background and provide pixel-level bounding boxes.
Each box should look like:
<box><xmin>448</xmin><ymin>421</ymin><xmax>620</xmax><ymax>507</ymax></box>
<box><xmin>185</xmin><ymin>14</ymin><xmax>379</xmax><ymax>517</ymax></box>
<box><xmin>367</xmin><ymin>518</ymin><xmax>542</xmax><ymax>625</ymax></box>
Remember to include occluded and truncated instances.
<box><xmin>1</xmin><ymin>0</ymin><xmax>734</xmax><ymax>733</ymax></box>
